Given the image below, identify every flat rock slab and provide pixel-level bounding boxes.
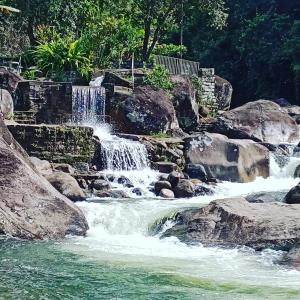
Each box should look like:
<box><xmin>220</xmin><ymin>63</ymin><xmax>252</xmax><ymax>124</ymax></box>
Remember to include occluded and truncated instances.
<box><xmin>163</xmin><ymin>198</ymin><xmax>300</xmax><ymax>250</ymax></box>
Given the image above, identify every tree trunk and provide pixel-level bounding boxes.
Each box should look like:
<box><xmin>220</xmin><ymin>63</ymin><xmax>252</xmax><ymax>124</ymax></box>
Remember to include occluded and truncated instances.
<box><xmin>142</xmin><ymin>20</ymin><xmax>151</xmax><ymax>62</ymax></box>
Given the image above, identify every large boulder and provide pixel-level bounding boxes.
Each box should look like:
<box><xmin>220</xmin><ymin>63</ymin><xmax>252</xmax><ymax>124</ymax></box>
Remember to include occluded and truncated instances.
<box><xmin>184</xmin><ymin>132</ymin><xmax>269</xmax><ymax>183</ymax></box>
<box><xmin>0</xmin><ymin>117</ymin><xmax>88</xmax><ymax>239</ymax></box>
<box><xmin>162</xmin><ymin>198</ymin><xmax>300</xmax><ymax>250</ymax></box>
<box><xmin>45</xmin><ymin>172</ymin><xmax>86</xmax><ymax>202</ymax></box>
<box><xmin>213</xmin><ymin>100</ymin><xmax>299</xmax><ymax>144</ymax></box>
<box><xmin>171</xmin><ymin>75</ymin><xmax>199</xmax><ymax>132</ymax></box>
<box><xmin>173</xmin><ymin>179</ymin><xmax>195</xmax><ymax>198</ymax></box>
<box><xmin>108</xmin><ymin>85</ymin><xmax>182</xmax><ymax>135</ymax></box>
<box><xmin>30</xmin><ymin>156</ymin><xmax>52</xmax><ymax>176</ymax></box>
<box><xmin>284</xmin><ymin>183</ymin><xmax>300</xmax><ymax>204</ymax></box>
<box><xmin>214</xmin><ymin>75</ymin><xmax>233</xmax><ymax>111</ymax></box>
<box><xmin>0</xmin><ymin>89</ymin><xmax>13</xmax><ymax>118</ymax></box>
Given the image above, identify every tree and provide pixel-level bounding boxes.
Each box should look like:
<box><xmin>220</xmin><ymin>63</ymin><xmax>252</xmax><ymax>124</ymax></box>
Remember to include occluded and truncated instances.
<box><xmin>135</xmin><ymin>0</ymin><xmax>227</xmax><ymax>61</ymax></box>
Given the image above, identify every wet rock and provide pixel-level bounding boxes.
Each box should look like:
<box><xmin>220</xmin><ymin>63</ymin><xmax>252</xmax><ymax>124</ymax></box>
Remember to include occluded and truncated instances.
<box><xmin>92</xmin><ymin>179</ymin><xmax>111</xmax><ymax>192</ymax></box>
<box><xmin>184</xmin><ymin>132</ymin><xmax>269</xmax><ymax>183</ymax></box>
<box><xmin>168</xmin><ymin>171</ymin><xmax>184</xmax><ymax>188</ymax></box>
<box><xmin>77</xmin><ymin>178</ymin><xmax>88</xmax><ymax>190</ymax></box>
<box><xmin>132</xmin><ymin>188</ymin><xmax>143</xmax><ymax>196</ymax></box>
<box><xmin>212</xmin><ymin>100</ymin><xmax>299</xmax><ymax>144</ymax></box>
<box><xmin>30</xmin><ymin>156</ymin><xmax>52</xmax><ymax>176</ymax></box>
<box><xmin>46</xmin><ymin>172</ymin><xmax>86</xmax><ymax>202</ymax></box>
<box><xmin>163</xmin><ymin>198</ymin><xmax>300</xmax><ymax>250</ymax></box>
<box><xmin>246</xmin><ymin>191</ymin><xmax>287</xmax><ymax>203</ymax></box>
<box><xmin>154</xmin><ymin>162</ymin><xmax>178</xmax><ymax>173</ymax></box>
<box><xmin>94</xmin><ymin>190</ymin><xmax>129</xmax><ymax>198</ymax></box>
<box><xmin>117</xmin><ymin>176</ymin><xmax>134</xmax><ymax>188</ymax></box>
<box><xmin>284</xmin><ymin>183</ymin><xmax>300</xmax><ymax>204</ymax></box>
<box><xmin>0</xmin><ymin>89</ymin><xmax>13</xmax><ymax>118</ymax></box>
<box><xmin>154</xmin><ymin>181</ymin><xmax>172</xmax><ymax>194</ymax></box>
<box><xmin>159</xmin><ymin>189</ymin><xmax>175</xmax><ymax>199</ymax></box>
<box><xmin>284</xmin><ymin>243</ymin><xmax>300</xmax><ymax>266</ymax></box>
<box><xmin>294</xmin><ymin>165</ymin><xmax>300</xmax><ymax>178</ymax></box>
<box><xmin>214</xmin><ymin>75</ymin><xmax>233</xmax><ymax>111</ymax></box>
<box><xmin>159</xmin><ymin>174</ymin><xmax>169</xmax><ymax>181</ymax></box>
<box><xmin>173</xmin><ymin>179</ymin><xmax>195</xmax><ymax>198</ymax></box>
<box><xmin>194</xmin><ymin>185</ymin><xmax>214</xmax><ymax>196</ymax></box>
<box><xmin>185</xmin><ymin>164</ymin><xmax>208</xmax><ymax>181</ymax></box>
<box><xmin>52</xmin><ymin>163</ymin><xmax>75</xmax><ymax>175</ymax></box>
<box><xmin>0</xmin><ymin>117</ymin><xmax>88</xmax><ymax>239</ymax></box>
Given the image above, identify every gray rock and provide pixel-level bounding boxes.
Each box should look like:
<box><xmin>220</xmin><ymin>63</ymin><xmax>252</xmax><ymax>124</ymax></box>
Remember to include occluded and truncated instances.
<box><xmin>171</xmin><ymin>75</ymin><xmax>199</xmax><ymax>132</ymax></box>
<box><xmin>92</xmin><ymin>179</ymin><xmax>111</xmax><ymax>191</ymax></box>
<box><xmin>163</xmin><ymin>198</ymin><xmax>300</xmax><ymax>250</ymax></box>
<box><xmin>46</xmin><ymin>172</ymin><xmax>86</xmax><ymax>202</ymax></box>
<box><xmin>132</xmin><ymin>188</ymin><xmax>143</xmax><ymax>196</ymax></box>
<box><xmin>246</xmin><ymin>191</ymin><xmax>287</xmax><ymax>203</ymax></box>
<box><xmin>52</xmin><ymin>163</ymin><xmax>75</xmax><ymax>175</ymax></box>
<box><xmin>117</xmin><ymin>176</ymin><xmax>133</xmax><ymax>188</ymax></box>
<box><xmin>184</xmin><ymin>132</ymin><xmax>269</xmax><ymax>183</ymax></box>
<box><xmin>295</xmin><ymin>165</ymin><xmax>300</xmax><ymax>178</ymax></box>
<box><xmin>213</xmin><ymin>100</ymin><xmax>299</xmax><ymax>144</ymax></box>
<box><xmin>214</xmin><ymin>75</ymin><xmax>233</xmax><ymax>111</ymax></box>
<box><xmin>108</xmin><ymin>85</ymin><xmax>182</xmax><ymax>135</ymax></box>
<box><xmin>154</xmin><ymin>162</ymin><xmax>178</xmax><ymax>173</ymax></box>
<box><xmin>194</xmin><ymin>185</ymin><xmax>214</xmax><ymax>196</ymax></box>
<box><xmin>94</xmin><ymin>190</ymin><xmax>129</xmax><ymax>199</ymax></box>
<box><xmin>159</xmin><ymin>189</ymin><xmax>175</xmax><ymax>199</ymax></box>
<box><xmin>30</xmin><ymin>156</ymin><xmax>52</xmax><ymax>176</ymax></box>
<box><xmin>173</xmin><ymin>179</ymin><xmax>195</xmax><ymax>198</ymax></box>
<box><xmin>0</xmin><ymin>89</ymin><xmax>13</xmax><ymax>118</ymax></box>
<box><xmin>0</xmin><ymin>117</ymin><xmax>88</xmax><ymax>239</ymax></box>
<box><xmin>154</xmin><ymin>181</ymin><xmax>172</xmax><ymax>194</ymax></box>
<box><xmin>284</xmin><ymin>183</ymin><xmax>300</xmax><ymax>204</ymax></box>
<box><xmin>168</xmin><ymin>171</ymin><xmax>184</xmax><ymax>188</ymax></box>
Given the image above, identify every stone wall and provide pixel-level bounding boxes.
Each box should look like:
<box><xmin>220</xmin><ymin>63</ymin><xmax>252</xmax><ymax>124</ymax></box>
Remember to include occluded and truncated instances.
<box><xmin>7</xmin><ymin>124</ymin><xmax>94</xmax><ymax>164</ymax></box>
<box><xmin>199</xmin><ymin>68</ymin><xmax>216</xmax><ymax>104</ymax></box>
<box><xmin>14</xmin><ymin>81</ymin><xmax>72</xmax><ymax>123</ymax></box>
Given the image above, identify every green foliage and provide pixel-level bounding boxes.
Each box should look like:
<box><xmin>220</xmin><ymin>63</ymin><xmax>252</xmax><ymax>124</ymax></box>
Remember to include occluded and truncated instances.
<box><xmin>32</xmin><ymin>30</ymin><xmax>92</xmax><ymax>81</ymax></box>
<box><xmin>191</xmin><ymin>75</ymin><xmax>204</xmax><ymax>102</ymax></box>
<box><xmin>150</xmin><ymin>131</ymin><xmax>171</xmax><ymax>139</ymax></box>
<box><xmin>153</xmin><ymin>44</ymin><xmax>187</xmax><ymax>57</ymax></box>
<box><xmin>22</xmin><ymin>68</ymin><xmax>39</xmax><ymax>80</ymax></box>
<box><xmin>144</xmin><ymin>65</ymin><xmax>174</xmax><ymax>91</ymax></box>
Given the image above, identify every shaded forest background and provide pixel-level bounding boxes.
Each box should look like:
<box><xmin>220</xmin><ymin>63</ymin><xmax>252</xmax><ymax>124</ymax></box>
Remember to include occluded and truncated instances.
<box><xmin>0</xmin><ymin>0</ymin><xmax>299</xmax><ymax>106</ymax></box>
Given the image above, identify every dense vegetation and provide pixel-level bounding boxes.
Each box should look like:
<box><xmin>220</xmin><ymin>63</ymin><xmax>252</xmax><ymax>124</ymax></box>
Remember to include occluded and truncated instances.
<box><xmin>0</xmin><ymin>0</ymin><xmax>299</xmax><ymax>105</ymax></box>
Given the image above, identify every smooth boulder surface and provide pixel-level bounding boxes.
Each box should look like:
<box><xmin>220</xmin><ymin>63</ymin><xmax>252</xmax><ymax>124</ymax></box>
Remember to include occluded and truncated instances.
<box><xmin>0</xmin><ymin>118</ymin><xmax>88</xmax><ymax>239</ymax></box>
<box><xmin>30</xmin><ymin>156</ymin><xmax>53</xmax><ymax>176</ymax></box>
<box><xmin>214</xmin><ymin>75</ymin><xmax>233</xmax><ymax>111</ymax></box>
<box><xmin>159</xmin><ymin>189</ymin><xmax>175</xmax><ymax>199</ymax></box>
<box><xmin>108</xmin><ymin>85</ymin><xmax>182</xmax><ymax>135</ymax></box>
<box><xmin>0</xmin><ymin>89</ymin><xmax>13</xmax><ymax>118</ymax></box>
<box><xmin>284</xmin><ymin>183</ymin><xmax>300</xmax><ymax>204</ymax></box>
<box><xmin>213</xmin><ymin>100</ymin><xmax>299</xmax><ymax>144</ymax></box>
<box><xmin>171</xmin><ymin>75</ymin><xmax>199</xmax><ymax>132</ymax></box>
<box><xmin>163</xmin><ymin>198</ymin><xmax>300</xmax><ymax>250</ymax></box>
<box><xmin>184</xmin><ymin>132</ymin><xmax>269</xmax><ymax>182</ymax></box>
<box><xmin>46</xmin><ymin>171</ymin><xmax>86</xmax><ymax>202</ymax></box>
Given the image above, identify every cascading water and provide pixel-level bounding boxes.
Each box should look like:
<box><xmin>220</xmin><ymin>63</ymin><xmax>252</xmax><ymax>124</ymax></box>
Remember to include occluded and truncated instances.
<box><xmin>72</xmin><ymin>85</ymin><xmax>106</xmax><ymax>124</ymax></box>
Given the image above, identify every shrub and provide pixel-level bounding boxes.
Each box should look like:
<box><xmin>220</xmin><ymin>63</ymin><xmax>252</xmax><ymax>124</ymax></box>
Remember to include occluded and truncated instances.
<box><xmin>144</xmin><ymin>65</ymin><xmax>174</xmax><ymax>91</ymax></box>
<box><xmin>33</xmin><ymin>31</ymin><xmax>93</xmax><ymax>81</ymax></box>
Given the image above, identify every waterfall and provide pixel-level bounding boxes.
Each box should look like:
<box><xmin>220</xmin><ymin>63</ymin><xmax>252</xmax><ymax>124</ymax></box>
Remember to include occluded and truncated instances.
<box><xmin>93</xmin><ymin>125</ymin><xmax>150</xmax><ymax>171</ymax></box>
<box><xmin>72</xmin><ymin>86</ymin><xmax>106</xmax><ymax>124</ymax></box>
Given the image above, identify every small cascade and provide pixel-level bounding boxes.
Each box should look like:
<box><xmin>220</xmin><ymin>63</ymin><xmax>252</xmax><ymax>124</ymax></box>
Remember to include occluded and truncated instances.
<box><xmin>72</xmin><ymin>86</ymin><xmax>106</xmax><ymax>124</ymax></box>
<box><xmin>93</xmin><ymin>125</ymin><xmax>149</xmax><ymax>171</ymax></box>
